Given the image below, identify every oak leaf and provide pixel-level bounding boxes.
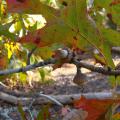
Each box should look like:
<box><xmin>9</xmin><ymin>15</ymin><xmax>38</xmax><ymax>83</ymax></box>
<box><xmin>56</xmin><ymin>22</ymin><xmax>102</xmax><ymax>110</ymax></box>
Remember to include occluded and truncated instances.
<box><xmin>74</xmin><ymin>96</ymin><xmax>120</xmax><ymax>120</ymax></box>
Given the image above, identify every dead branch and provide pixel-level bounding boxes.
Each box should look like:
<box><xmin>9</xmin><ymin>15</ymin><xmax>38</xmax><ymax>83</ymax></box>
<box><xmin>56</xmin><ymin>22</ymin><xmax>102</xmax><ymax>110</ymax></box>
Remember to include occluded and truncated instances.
<box><xmin>0</xmin><ymin>91</ymin><xmax>120</xmax><ymax>106</ymax></box>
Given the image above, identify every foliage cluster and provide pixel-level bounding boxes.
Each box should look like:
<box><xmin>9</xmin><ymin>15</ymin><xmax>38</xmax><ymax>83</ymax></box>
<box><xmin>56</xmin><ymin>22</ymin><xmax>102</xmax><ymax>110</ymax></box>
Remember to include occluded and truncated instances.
<box><xmin>0</xmin><ymin>0</ymin><xmax>120</xmax><ymax>119</ymax></box>
<box><xmin>0</xmin><ymin>0</ymin><xmax>120</xmax><ymax>86</ymax></box>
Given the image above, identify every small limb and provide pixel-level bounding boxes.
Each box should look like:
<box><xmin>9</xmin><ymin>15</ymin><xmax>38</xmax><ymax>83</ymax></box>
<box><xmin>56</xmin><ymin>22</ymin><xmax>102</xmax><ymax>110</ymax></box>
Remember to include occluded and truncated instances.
<box><xmin>27</xmin><ymin>109</ymin><xmax>34</xmax><ymax>120</ymax></box>
<box><xmin>0</xmin><ymin>58</ymin><xmax>56</xmax><ymax>76</ymax></box>
<box><xmin>73</xmin><ymin>59</ymin><xmax>120</xmax><ymax>76</ymax></box>
<box><xmin>27</xmin><ymin>47</ymin><xmax>37</xmax><ymax>65</ymax></box>
<box><xmin>28</xmin><ymin>99</ymin><xmax>36</xmax><ymax>109</ymax></box>
<box><xmin>27</xmin><ymin>98</ymin><xmax>36</xmax><ymax>120</ymax></box>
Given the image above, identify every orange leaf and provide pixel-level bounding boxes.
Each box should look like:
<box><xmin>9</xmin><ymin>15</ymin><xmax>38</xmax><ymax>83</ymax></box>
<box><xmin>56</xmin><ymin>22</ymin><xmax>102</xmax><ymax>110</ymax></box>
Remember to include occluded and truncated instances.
<box><xmin>74</xmin><ymin>96</ymin><xmax>120</xmax><ymax>120</ymax></box>
<box><xmin>112</xmin><ymin>113</ymin><xmax>120</xmax><ymax>119</ymax></box>
<box><xmin>0</xmin><ymin>57</ymin><xmax>7</xmax><ymax>69</ymax></box>
<box><xmin>110</xmin><ymin>0</ymin><xmax>120</xmax><ymax>6</ymax></box>
<box><xmin>18</xmin><ymin>29</ymin><xmax>49</xmax><ymax>47</ymax></box>
<box><xmin>6</xmin><ymin>0</ymin><xmax>30</xmax><ymax>12</ymax></box>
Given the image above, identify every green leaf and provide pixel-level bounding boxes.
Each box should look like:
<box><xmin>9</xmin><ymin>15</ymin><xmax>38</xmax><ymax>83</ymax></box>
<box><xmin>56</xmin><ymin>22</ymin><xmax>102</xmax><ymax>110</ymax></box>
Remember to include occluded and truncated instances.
<box><xmin>30</xmin><ymin>55</ymin><xmax>36</xmax><ymax>64</ymax></box>
<box><xmin>90</xmin><ymin>8</ymin><xmax>119</xmax><ymax>47</ymax></box>
<box><xmin>7</xmin><ymin>0</ymin><xmax>60</xmax><ymax>21</ymax></box>
<box><xmin>36</xmin><ymin>46</ymin><xmax>54</xmax><ymax>60</ymax></box>
<box><xmin>59</xmin><ymin>0</ymin><xmax>101</xmax><ymax>46</ymax></box>
<box><xmin>101</xmin><ymin>28</ymin><xmax>120</xmax><ymax>46</ymax></box>
<box><xmin>18</xmin><ymin>104</ymin><xmax>28</xmax><ymax>120</ymax></box>
<box><xmin>108</xmin><ymin>76</ymin><xmax>116</xmax><ymax>88</ymax></box>
<box><xmin>19</xmin><ymin>73</ymin><xmax>27</xmax><ymax>84</ymax></box>
<box><xmin>94</xmin><ymin>0</ymin><xmax>112</xmax><ymax>9</ymax></box>
<box><xmin>6</xmin><ymin>0</ymin><xmax>120</xmax><ymax>73</ymax></box>
<box><xmin>94</xmin><ymin>0</ymin><xmax>120</xmax><ymax>25</ymax></box>
<box><xmin>36</xmin><ymin>105</ymin><xmax>50</xmax><ymax>120</ymax></box>
<box><xmin>105</xmin><ymin>105</ymin><xmax>113</xmax><ymax>120</ymax></box>
<box><xmin>14</xmin><ymin>21</ymin><xmax>22</xmax><ymax>33</ymax></box>
<box><xmin>116</xmin><ymin>76</ymin><xmax>120</xmax><ymax>86</ymax></box>
<box><xmin>0</xmin><ymin>23</ymin><xmax>16</xmax><ymax>40</ymax></box>
<box><xmin>109</xmin><ymin>2</ymin><xmax>120</xmax><ymax>25</ymax></box>
<box><xmin>100</xmin><ymin>42</ymin><xmax>115</xmax><ymax>68</ymax></box>
<box><xmin>36</xmin><ymin>110</ymin><xmax>44</xmax><ymax>120</ymax></box>
<box><xmin>39</xmin><ymin>68</ymin><xmax>45</xmax><ymax>82</ymax></box>
<box><xmin>94</xmin><ymin>53</ymin><xmax>106</xmax><ymax>65</ymax></box>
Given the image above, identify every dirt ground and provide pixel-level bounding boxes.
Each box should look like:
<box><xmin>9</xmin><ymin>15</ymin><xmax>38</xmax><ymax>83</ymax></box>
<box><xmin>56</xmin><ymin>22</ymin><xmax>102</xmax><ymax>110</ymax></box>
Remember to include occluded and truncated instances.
<box><xmin>0</xmin><ymin>54</ymin><xmax>119</xmax><ymax>120</ymax></box>
<box><xmin>0</xmin><ymin>65</ymin><xmax>111</xmax><ymax>120</ymax></box>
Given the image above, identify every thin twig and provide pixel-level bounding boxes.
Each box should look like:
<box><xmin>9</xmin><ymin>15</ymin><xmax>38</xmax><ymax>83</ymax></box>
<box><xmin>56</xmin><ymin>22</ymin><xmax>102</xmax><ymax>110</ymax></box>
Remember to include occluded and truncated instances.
<box><xmin>27</xmin><ymin>47</ymin><xmax>37</xmax><ymax>65</ymax></box>
<box><xmin>0</xmin><ymin>58</ymin><xmax>56</xmax><ymax>76</ymax></box>
<box><xmin>39</xmin><ymin>93</ymin><xmax>63</xmax><ymax>107</ymax></box>
<box><xmin>28</xmin><ymin>98</ymin><xmax>36</xmax><ymax>120</ymax></box>
<box><xmin>73</xmin><ymin>59</ymin><xmax>120</xmax><ymax>76</ymax></box>
<box><xmin>0</xmin><ymin>49</ymin><xmax>120</xmax><ymax>76</ymax></box>
<box><xmin>28</xmin><ymin>109</ymin><xmax>34</xmax><ymax>120</ymax></box>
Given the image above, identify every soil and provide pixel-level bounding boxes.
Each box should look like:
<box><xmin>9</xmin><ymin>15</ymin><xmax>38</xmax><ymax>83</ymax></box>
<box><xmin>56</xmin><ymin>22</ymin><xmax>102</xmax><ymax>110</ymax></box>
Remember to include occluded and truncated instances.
<box><xmin>0</xmin><ymin>54</ymin><xmax>119</xmax><ymax>120</ymax></box>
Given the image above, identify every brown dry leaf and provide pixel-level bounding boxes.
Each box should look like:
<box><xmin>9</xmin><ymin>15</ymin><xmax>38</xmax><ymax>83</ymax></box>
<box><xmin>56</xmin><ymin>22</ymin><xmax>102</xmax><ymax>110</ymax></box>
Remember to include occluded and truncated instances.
<box><xmin>74</xmin><ymin>96</ymin><xmax>120</xmax><ymax>120</ymax></box>
<box><xmin>0</xmin><ymin>56</ymin><xmax>7</xmax><ymax>69</ymax></box>
<box><xmin>62</xmin><ymin>109</ymin><xmax>88</xmax><ymax>120</ymax></box>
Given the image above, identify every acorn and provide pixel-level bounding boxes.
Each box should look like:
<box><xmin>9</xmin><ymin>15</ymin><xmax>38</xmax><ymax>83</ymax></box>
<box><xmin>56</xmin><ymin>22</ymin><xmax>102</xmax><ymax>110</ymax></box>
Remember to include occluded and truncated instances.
<box><xmin>73</xmin><ymin>67</ymin><xmax>87</xmax><ymax>86</ymax></box>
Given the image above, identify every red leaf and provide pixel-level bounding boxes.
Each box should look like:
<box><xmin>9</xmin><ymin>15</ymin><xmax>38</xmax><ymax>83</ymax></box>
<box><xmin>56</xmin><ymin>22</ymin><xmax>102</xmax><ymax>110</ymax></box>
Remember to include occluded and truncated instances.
<box><xmin>74</xmin><ymin>96</ymin><xmax>120</xmax><ymax>120</ymax></box>
<box><xmin>0</xmin><ymin>56</ymin><xmax>7</xmax><ymax>69</ymax></box>
<box><xmin>110</xmin><ymin>0</ymin><xmax>120</xmax><ymax>6</ymax></box>
<box><xmin>18</xmin><ymin>29</ymin><xmax>49</xmax><ymax>47</ymax></box>
<box><xmin>6</xmin><ymin>0</ymin><xmax>30</xmax><ymax>12</ymax></box>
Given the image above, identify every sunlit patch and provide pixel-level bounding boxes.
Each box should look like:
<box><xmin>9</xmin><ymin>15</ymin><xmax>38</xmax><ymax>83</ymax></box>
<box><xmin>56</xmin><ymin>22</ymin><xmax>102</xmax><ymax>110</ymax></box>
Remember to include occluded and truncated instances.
<box><xmin>24</xmin><ymin>14</ymin><xmax>46</xmax><ymax>29</ymax></box>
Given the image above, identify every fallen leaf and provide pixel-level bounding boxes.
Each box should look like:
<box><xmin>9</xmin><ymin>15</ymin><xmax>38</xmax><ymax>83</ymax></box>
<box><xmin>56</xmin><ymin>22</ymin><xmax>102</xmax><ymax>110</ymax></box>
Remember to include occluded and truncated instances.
<box><xmin>74</xmin><ymin>96</ymin><xmax>120</xmax><ymax>120</ymax></box>
<box><xmin>112</xmin><ymin>113</ymin><xmax>120</xmax><ymax>120</ymax></box>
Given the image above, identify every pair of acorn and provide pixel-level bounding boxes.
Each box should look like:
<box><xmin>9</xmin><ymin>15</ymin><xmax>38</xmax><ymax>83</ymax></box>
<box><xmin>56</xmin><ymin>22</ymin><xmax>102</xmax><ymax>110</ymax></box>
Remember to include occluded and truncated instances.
<box><xmin>73</xmin><ymin>63</ymin><xmax>120</xmax><ymax>86</ymax></box>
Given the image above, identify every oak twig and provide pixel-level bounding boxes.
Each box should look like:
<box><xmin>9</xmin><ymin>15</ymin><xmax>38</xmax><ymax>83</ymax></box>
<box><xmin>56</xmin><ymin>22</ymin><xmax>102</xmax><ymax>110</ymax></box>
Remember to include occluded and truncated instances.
<box><xmin>73</xmin><ymin>59</ymin><xmax>120</xmax><ymax>76</ymax></box>
<box><xmin>0</xmin><ymin>58</ymin><xmax>56</xmax><ymax>76</ymax></box>
<box><xmin>27</xmin><ymin>47</ymin><xmax>37</xmax><ymax>65</ymax></box>
<box><xmin>0</xmin><ymin>48</ymin><xmax>120</xmax><ymax>76</ymax></box>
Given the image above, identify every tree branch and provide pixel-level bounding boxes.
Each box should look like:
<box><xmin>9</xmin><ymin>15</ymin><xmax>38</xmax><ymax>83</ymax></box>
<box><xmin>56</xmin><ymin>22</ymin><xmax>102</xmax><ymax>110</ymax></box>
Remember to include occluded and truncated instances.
<box><xmin>0</xmin><ymin>48</ymin><xmax>120</xmax><ymax>76</ymax></box>
<box><xmin>0</xmin><ymin>91</ymin><xmax>120</xmax><ymax>106</ymax></box>
<box><xmin>0</xmin><ymin>58</ymin><xmax>56</xmax><ymax>76</ymax></box>
<box><xmin>73</xmin><ymin>59</ymin><xmax>120</xmax><ymax>76</ymax></box>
